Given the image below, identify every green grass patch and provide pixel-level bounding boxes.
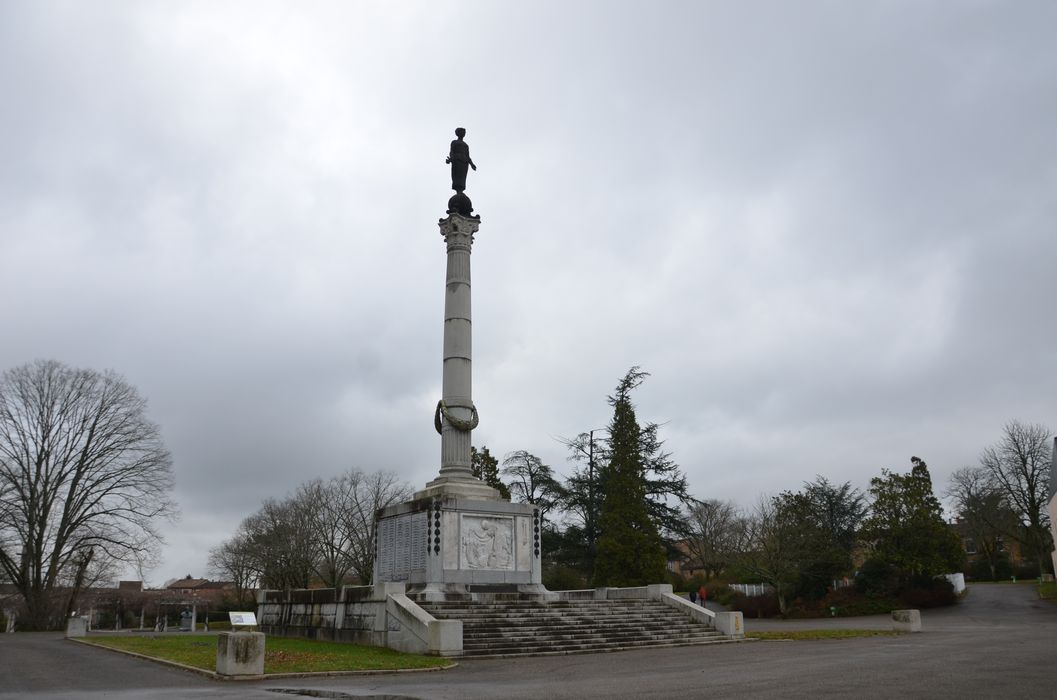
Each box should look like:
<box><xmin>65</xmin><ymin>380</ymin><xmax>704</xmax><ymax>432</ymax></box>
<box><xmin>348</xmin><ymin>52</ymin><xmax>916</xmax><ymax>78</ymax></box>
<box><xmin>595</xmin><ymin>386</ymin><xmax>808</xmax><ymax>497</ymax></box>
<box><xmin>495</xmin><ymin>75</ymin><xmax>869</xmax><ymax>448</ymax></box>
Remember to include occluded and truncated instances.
<box><xmin>747</xmin><ymin>629</ymin><xmax>902</xmax><ymax>641</ymax></box>
<box><xmin>1038</xmin><ymin>582</ymin><xmax>1057</xmax><ymax>600</ymax></box>
<box><xmin>85</xmin><ymin>635</ymin><xmax>451</xmax><ymax>674</ymax></box>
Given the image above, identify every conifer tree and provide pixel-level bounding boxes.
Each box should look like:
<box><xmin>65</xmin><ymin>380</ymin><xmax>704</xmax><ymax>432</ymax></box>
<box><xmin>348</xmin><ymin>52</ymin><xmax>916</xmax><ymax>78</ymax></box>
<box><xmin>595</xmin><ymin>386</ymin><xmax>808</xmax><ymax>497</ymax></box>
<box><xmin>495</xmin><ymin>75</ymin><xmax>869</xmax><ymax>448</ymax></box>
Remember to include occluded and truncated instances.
<box><xmin>592</xmin><ymin>368</ymin><xmax>667</xmax><ymax>586</ymax></box>
<box><xmin>471</xmin><ymin>445</ymin><xmax>511</xmax><ymax>500</ymax></box>
<box><xmin>862</xmin><ymin>457</ymin><xmax>965</xmax><ymax>584</ymax></box>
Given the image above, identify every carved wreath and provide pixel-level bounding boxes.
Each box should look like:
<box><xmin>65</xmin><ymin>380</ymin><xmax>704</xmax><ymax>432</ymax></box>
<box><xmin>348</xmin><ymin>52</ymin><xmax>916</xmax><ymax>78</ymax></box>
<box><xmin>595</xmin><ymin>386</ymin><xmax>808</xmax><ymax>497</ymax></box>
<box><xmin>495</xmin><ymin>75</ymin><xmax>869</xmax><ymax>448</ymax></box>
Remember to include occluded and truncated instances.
<box><xmin>434</xmin><ymin>399</ymin><xmax>479</xmax><ymax>434</ymax></box>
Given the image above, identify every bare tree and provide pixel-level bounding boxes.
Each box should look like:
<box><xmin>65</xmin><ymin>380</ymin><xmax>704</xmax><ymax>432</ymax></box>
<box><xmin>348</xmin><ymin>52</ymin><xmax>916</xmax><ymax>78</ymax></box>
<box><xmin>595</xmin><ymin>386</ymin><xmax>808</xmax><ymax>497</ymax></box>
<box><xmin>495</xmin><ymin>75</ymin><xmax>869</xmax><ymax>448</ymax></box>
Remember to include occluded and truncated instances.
<box><xmin>501</xmin><ymin>451</ymin><xmax>565</xmax><ymax>518</ymax></box>
<box><xmin>979</xmin><ymin>420</ymin><xmax>1054</xmax><ymax>574</ymax></box>
<box><xmin>297</xmin><ymin>471</ymin><xmax>413</xmax><ymax>588</ymax></box>
<box><xmin>224</xmin><ymin>469</ymin><xmax>410</xmax><ymax>593</ymax></box>
<box><xmin>946</xmin><ymin>466</ymin><xmax>1021</xmax><ymax>580</ymax></box>
<box><xmin>207</xmin><ymin>532</ymin><xmax>259</xmax><ymax>606</ymax></box>
<box><xmin>0</xmin><ymin>360</ymin><xmax>177</xmax><ymax>629</ymax></box>
<box><xmin>338</xmin><ymin>469</ymin><xmax>411</xmax><ymax>584</ymax></box>
<box><xmin>684</xmin><ymin>499</ymin><xmax>747</xmax><ymax>580</ymax></box>
<box><xmin>239</xmin><ymin>497</ymin><xmax>315</xmax><ymax>591</ymax></box>
<box><xmin>738</xmin><ymin>495</ymin><xmax>802</xmax><ymax>615</ymax></box>
<box><xmin>296</xmin><ymin>477</ymin><xmax>354</xmax><ymax>590</ymax></box>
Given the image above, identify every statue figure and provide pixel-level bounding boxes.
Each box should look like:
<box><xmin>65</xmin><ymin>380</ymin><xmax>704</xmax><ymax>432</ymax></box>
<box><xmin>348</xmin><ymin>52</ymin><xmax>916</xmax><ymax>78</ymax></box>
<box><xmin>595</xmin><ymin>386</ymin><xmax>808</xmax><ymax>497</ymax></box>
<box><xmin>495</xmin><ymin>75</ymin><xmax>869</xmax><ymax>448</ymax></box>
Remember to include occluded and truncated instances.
<box><xmin>445</xmin><ymin>127</ymin><xmax>476</xmax><ymax>193</ymax></box>
<box><xmin>463</xmin><ymin>519</ymin><xmax>495</xmax><ymax>569</ymax></box>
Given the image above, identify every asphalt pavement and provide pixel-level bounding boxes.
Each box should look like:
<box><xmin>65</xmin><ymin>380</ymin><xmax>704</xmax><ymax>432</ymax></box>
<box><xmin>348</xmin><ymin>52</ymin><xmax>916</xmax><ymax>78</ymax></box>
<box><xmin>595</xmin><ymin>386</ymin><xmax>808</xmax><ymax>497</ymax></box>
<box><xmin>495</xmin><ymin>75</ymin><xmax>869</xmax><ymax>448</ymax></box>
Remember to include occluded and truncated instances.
<box><xmin>2</xmin><ymin>583</ymin><xmax>1054</xmax><ymax>700</ymax></box>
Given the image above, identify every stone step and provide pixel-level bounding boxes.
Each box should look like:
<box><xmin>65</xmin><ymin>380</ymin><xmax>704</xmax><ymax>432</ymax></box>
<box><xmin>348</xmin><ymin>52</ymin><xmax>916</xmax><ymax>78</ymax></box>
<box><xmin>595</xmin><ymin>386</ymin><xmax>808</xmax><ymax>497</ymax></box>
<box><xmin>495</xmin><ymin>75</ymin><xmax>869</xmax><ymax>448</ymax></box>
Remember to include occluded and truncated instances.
<box><xmin>418</xmin><ymin>598</ymin><xmax>724</xmax><ymax>658</ymax></box>
<box><xmin>460</xmin><ymin>619</ymin><xmax>710</xmax><ymax>630</ymax></box>
<box><xmin>428</xmin><ymin>604</ymin><xmax>680</xmax><ymax>613</ymax></box>
<box><xmin>462</xmin><ymin>626</ymin><xmax>720</xmax><ymax>638</ymax></box>
<box><xmin>461</xmin><ymin>637</ymin><xmax>738</xmax><ymax>658</ymax></box>
<box><xmin>462</xmin><ymin>630</ymin><xmax>723</xmax><ymax>646</ymax></box>
<box><xmin>461</xmin><ymin>623</ymin><xmax>722</xmax><ymax>637</ymax></box>
<box><xmin>426</xmin><ymin>606</ymin><xmax>686</xmax><ymax>619</ymax></box>
<box><xmin>423</xmin><ymin>601</ymin><xmax>676</xmax><ymax>610</ymax></box>
<box><xmin>450</xmin><ymin>611</ymin><xmax>693</xmax><ymax>621</ymax></box>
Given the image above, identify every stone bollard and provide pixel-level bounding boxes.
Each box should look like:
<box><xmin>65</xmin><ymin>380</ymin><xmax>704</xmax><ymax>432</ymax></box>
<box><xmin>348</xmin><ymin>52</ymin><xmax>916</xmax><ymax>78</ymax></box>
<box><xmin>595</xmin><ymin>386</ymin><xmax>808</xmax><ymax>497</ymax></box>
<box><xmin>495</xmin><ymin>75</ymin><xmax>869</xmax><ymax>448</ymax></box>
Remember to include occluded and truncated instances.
<box><xmin>714</xmin><ymin>611</ymin><xmax>745</xmax><ymax>638</ymax></box>
<box><xmin>215</xmin><ymin>631</ymin><xmax>265</xmax><ymax>677</ymax></box>
<box><xmin>891</xmin><ymin>609</ymin><xmax>921</xmax><ymax>633</ymax></box>
<box><xmin>65</xmin><ymin>616</ymin><xmax>88</xmax><ymax>638</ymax></box>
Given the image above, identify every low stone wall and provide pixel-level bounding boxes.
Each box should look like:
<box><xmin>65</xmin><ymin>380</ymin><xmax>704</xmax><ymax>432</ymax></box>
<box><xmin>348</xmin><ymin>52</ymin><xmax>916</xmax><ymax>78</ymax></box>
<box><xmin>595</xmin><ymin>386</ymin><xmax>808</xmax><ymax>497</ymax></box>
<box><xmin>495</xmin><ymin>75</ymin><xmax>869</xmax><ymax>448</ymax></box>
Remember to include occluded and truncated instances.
<box><xmin>257</xmin><ymin>582</ymin><xmax>461</xmax><ymax>656</ymax></box>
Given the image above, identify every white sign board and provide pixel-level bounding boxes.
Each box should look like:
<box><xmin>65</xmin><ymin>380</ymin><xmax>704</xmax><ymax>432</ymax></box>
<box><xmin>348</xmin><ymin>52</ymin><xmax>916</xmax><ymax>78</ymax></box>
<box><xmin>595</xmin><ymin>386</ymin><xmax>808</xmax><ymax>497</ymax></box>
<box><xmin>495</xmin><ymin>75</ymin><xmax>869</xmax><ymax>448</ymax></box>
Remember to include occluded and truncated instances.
<box><xmin>228</xmin><ymin>611</ymin><xmax>257</xmax><ymax>626</ymax></box>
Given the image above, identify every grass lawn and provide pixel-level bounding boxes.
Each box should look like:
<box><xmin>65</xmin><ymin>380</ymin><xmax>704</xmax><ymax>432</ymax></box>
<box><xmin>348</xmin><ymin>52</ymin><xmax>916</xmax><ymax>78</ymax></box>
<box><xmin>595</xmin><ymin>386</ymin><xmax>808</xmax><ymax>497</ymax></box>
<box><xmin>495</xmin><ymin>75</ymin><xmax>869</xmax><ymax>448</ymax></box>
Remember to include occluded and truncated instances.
<box><xmin>1039</xmin><ymin>582</ymin><xmax>1057</xmax><ymax>600</ymax></box>
<box><xmin>747</xmin><ymin>629</ymin><xmax>903</xmax><ymax>641</ymax></box>
<box><xmin>85</xmin><ymin>635</ymin><xmax>452</xmax><ymax>674</ymax></box>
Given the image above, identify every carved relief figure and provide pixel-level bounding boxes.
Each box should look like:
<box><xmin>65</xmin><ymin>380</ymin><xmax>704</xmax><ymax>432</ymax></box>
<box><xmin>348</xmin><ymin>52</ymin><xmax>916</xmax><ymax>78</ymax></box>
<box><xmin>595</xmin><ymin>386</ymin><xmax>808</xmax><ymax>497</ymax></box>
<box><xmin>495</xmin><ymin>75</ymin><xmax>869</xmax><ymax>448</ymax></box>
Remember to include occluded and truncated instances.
<box><xmin>462</xmin><ymin>517</ymin><xmax>513</xmax><ymax>569</ymax></box>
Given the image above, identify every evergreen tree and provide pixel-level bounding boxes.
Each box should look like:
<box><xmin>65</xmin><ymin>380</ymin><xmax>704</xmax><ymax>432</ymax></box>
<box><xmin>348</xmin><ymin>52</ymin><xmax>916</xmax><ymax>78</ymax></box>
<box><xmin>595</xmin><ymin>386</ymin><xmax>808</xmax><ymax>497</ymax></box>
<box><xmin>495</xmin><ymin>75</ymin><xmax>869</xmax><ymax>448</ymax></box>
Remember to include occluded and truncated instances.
<box><xmin>471</xmin><ymin>445</ymin><xmax>511</xmax><ymax>500</ymax></box>
<box><xmin>801</xmin><ymin>476</ymin><xmax>868</xmax><ymax>556</ymax></box>
<box><xmin>592</xmin><ymin>368</ymin><xmax>667</xmax><ymax>586</ymax></box>
<box><xmin>862</xmin><ymin>457</ymin><xmax>965</xmax><ymax>586</ymax></box>
<box><xmin>560</xmin><ymin>370</ymin><xmax>692</xmax><ymax>579</ymax></box>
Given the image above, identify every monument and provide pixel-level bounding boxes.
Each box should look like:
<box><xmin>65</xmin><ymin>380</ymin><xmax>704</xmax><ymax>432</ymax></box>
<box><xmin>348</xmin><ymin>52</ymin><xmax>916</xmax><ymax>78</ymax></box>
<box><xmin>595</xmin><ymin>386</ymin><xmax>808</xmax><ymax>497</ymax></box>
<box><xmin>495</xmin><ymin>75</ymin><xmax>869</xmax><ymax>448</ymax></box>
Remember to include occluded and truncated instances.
<box><xmin>373</xmin><ymin>129</ymin><xmax>545</xmax><ymax>600</ymax></box>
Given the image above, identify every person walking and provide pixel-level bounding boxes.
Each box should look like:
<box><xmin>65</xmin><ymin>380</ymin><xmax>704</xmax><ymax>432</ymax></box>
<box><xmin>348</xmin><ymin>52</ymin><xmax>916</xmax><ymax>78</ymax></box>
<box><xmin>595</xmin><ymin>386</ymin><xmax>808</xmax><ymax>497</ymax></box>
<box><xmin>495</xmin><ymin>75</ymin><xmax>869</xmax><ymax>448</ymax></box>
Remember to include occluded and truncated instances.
<box><xmin>689</xmin><ymin>588</ymin><xmax>698</xmax><ymax>605</ymax></box>
<box><xmin>698</xmin><ymin>585</ymin><xmax>707</xmax><ymax>607</ymax></box>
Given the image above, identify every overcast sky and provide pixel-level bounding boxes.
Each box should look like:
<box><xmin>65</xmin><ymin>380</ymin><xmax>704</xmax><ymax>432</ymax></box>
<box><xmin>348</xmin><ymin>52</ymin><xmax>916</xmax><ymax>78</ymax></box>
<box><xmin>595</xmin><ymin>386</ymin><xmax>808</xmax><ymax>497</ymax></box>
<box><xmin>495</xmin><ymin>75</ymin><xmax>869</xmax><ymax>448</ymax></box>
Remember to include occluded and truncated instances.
<box><xmin>2</xmin><ymin>1</ymin><xmax>1054</xmax><ymax>585</ymax></box>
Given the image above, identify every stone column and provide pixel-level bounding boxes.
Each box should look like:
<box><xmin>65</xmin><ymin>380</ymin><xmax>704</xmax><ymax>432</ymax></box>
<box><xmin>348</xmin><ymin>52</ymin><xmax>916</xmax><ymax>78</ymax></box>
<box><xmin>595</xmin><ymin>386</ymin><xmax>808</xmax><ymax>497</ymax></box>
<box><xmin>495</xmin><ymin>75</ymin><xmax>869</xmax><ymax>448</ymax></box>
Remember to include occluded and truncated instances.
<box><xmin>417</xmin><ymin>213</ymin><xmax>499</xmax><ymax>501</ymax></box>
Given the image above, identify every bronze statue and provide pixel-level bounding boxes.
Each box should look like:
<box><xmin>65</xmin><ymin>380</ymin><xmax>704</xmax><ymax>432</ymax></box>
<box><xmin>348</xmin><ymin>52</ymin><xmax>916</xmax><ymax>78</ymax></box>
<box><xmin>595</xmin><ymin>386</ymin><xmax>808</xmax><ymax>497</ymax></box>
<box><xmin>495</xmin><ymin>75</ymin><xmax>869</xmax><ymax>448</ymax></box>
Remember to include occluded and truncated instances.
<box><xmin>445</xmin><ymin>127</ymin><xmax>476</xmax><ymax>193</ymax></box>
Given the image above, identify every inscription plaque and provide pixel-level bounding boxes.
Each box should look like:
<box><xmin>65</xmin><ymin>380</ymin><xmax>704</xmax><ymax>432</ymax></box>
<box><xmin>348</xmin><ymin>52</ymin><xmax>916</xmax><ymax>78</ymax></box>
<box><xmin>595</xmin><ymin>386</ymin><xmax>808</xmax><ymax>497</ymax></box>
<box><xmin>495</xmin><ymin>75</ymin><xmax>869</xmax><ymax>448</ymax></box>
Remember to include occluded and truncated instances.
<box><xmin>376</xmin><ymin>512</ymin><xmax>428</xmax><ymax>581</ymax></box>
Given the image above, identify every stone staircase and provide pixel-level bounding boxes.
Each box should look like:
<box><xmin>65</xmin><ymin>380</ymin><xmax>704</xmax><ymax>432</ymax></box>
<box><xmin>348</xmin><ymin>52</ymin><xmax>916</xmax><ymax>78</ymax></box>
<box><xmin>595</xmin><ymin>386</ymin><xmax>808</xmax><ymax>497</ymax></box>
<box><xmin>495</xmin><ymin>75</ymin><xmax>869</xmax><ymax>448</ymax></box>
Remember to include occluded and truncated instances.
<box><xmin>418</xmin><ymin>598</ymin><xmax>734</xmax><ymax>658</ymax></box>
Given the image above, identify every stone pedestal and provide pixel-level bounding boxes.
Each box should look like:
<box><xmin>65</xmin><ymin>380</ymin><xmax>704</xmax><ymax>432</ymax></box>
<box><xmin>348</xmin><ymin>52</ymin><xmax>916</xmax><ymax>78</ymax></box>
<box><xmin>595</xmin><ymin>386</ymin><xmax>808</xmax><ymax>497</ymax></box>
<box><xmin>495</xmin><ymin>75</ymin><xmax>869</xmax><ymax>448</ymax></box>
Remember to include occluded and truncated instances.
<box><xmin>892</xmin><ymin>609</ymin><xmax>921</xmax><ymax>633</ymax></box>
<box><xmin>65</xmin><ymin>616</ymin><xmax>87</xmax><ymax>638</ymax></box>
<box><xmin>375</xmin><ymin>496</ymin><xmax>544</xmax><ymax>599</ymax></box>
<box><xmin>216</xmin><ymin>631</ymin><xmax>265</xmax><ymax>677</ymax></box>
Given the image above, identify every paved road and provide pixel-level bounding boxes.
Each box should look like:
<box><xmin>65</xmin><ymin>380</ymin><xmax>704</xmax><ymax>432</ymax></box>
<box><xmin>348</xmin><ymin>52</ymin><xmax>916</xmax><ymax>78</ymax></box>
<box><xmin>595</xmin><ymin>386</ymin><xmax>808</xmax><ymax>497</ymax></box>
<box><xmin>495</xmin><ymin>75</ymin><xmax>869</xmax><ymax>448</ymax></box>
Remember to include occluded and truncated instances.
<box><xmin>2</xmin><ymin>583</ymin><xmax>1054</xmax><ymax>700</ymax></box>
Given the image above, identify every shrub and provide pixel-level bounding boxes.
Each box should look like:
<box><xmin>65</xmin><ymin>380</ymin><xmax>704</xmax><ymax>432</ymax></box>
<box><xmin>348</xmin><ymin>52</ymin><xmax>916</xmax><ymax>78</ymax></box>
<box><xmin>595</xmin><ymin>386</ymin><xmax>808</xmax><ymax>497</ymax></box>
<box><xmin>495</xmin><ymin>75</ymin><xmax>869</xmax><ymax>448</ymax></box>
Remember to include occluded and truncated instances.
<box><xmin>856</xmin><ymin>558</ymin><xmax>899</xmax><ymax>596</ymax></box>
<box><xmin>708</xmin><ymin>583</ymin><xmax>737</xmax><ymax>607</ymax></box>
<box><xmin>784</xmin><ymin>598</ymin><xmax>824</xmax><ymax>618</ymax></box>
<box><xmin>727</xmin><ymin>591</ymin><xmax>781</xmax><ymax>618</ymax></box>
<box><xmin>1013</xmin><ymin>562</ymin><xmax>1046</xmax><ymax>580</ymax></box>
<box><xmin>820</xmin><ymin>587</ymin><xmax>898</xmax><ymax>616</ymax></box>
<box><xmin>899</xmin><ymin>577</ymin><xmax>957</xmax><ymax>608</ymax></box>
<box><xmin>543</xmin><ymin>565</ymin><xmax>588</xmax><ymax>591</ymax></box>
<box><xmin>967</xmin><ymin>554</ymin><xmax>1012</xmax><ymax>581</ymax></box>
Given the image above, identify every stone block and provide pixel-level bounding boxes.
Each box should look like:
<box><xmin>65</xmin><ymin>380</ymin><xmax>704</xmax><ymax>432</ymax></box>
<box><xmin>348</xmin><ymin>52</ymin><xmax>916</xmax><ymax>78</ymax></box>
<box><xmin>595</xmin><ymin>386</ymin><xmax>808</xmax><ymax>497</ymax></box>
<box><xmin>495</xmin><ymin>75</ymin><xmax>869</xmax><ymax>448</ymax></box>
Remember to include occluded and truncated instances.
<box><xmin>944</xmin><ymin>573</ymin><xmax>966</xmax><ymax>594</ymax></box>
<box><xmin>646</xmin><ymin>583</ymin><xmax>673</xmax><ymax>599</ymax></box>
<box><xmin>713</xmin><ymin>611</ymin><xmax>744</xmax><ymax>637</ymax></box>
<box><xmin>892</xmin><ymin>609</ymin><xmax>921</xmax><ymax>633</ymax></box>
<box><xmin>65</xmin><ymin>617</ymin><xmax>87</xmax><ymax>638</ymax></box>
<box><xmin>216</xmin><ymin>631</ymin><xmax>265</xmax><ymax>677</ymax></box>
<box><xmin>428</xmin><ymin>618</ymin><xmax>463</xmax><ymax>656</ymax></box>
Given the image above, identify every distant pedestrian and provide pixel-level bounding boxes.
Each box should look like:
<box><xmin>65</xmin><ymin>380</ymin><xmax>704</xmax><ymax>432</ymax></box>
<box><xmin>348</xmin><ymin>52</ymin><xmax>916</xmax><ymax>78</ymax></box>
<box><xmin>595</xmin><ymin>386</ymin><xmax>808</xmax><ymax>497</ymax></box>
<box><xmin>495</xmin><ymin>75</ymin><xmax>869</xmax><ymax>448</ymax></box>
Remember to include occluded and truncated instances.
<box><xmin>698</xmin><ymin>586</ymin><xmax>707</xmax><ymax>607</ymax></box>
<box><xmin>689</xmin><ymin>589</ymin><xmax>698</xmax><ymax>604</ymax></box>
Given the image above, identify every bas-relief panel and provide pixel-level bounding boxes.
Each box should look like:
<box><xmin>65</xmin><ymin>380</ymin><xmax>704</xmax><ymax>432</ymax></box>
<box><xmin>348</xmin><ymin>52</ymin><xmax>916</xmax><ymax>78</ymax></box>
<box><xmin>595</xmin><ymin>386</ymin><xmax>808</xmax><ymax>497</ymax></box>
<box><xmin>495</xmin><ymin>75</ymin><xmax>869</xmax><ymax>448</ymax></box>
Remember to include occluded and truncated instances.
<box><xmin>460</xmin><ymin>514</ymin><xmax>515</xmax><ymax>571</ymax></box>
